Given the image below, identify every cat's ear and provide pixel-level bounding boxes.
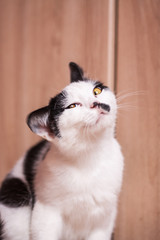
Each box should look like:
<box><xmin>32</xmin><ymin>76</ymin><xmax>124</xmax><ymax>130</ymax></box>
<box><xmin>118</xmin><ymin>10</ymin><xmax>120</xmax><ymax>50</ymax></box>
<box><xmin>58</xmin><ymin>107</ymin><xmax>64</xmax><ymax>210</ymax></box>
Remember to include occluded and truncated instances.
<box><xmin>69</xmin><ymin>62</ymin><xmax>84</xmax><ymax>83</ymax></box>
<box><xmin>27</xmin><ymin>106</ymin><xmax>53</xmax><ymax>141</ymax></box>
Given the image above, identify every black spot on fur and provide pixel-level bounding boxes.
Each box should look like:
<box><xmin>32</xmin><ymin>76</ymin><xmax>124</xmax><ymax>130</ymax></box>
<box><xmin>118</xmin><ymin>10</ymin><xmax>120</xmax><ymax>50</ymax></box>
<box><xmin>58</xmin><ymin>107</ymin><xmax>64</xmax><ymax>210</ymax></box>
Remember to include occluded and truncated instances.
<box><xmin>0</xmin><ymin>178</ymin><xmax>31</xmax><ymax>207</ymax></box>
<box><xmin>111</xmin><ymin>232</ymin><xmax>114</xmax><ymax>240</ymax></box>
<box><xmin>100</xmin><ymin>103</ymin><xmax>110</xmax><ymax>112</ymax></box>
<box><xmin>0</xmin><ymin>216</ymin><xmax>4</xmax><ymax>240</ymax></box>
<box><xmin>94</xmin><ymin>81</ymin><xmax>109</xmax><ymax>90</ymax></box>
<box><xmin>23</xmin><ymin>140</ymin><xmax>50</xmax><ymax>207</ymax></box>
<box><xmin>48</xmin><ymin>91</ymin><xmax>67</xmax><ymax>137</ymax></box>
<box><xmin>93</xmin><ymin>102</ymin><xmax>110</xmax><ymax>112</ymax></box>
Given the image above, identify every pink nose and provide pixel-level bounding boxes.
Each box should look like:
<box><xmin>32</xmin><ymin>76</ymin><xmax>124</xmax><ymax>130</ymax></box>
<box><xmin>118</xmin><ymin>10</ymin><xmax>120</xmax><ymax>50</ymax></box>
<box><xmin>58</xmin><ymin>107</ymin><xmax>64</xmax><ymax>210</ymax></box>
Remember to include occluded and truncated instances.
<box><xmin>90</xmin><ymin>102</ymin><xmax>100</xmax><ymax>109</ymax></box>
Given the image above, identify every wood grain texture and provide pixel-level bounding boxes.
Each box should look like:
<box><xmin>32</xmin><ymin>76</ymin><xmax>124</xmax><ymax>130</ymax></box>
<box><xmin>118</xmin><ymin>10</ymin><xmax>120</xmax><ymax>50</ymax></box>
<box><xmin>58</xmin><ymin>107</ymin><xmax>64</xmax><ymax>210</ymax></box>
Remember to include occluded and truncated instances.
<box><xmin>115</xmin><ymin>0</ymin><xmax>160</xmax><ymax>239</ymax></box>
<box><xmin>0</xmin><ymin>0</ymin><xmax>110</xmax><ymax>181</ymax></box>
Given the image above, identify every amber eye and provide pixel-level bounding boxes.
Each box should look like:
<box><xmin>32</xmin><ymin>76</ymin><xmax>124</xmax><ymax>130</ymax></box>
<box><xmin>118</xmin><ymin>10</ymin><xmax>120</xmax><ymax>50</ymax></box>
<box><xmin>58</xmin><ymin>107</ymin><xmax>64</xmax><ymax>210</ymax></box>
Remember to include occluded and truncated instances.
<box><xmin>69</xmin><ymin>104</ymin><xmax>76</xmax><ymax>108</ymax></box>
<box><xmin>93</xmin><ymin>87</ymin><xmax>102</xmax><ymax>95</ymax></box>
<box><xmin>67</xmin><ymin>103</ymin><xmax>82</xmax><ymax>109</ymax></box>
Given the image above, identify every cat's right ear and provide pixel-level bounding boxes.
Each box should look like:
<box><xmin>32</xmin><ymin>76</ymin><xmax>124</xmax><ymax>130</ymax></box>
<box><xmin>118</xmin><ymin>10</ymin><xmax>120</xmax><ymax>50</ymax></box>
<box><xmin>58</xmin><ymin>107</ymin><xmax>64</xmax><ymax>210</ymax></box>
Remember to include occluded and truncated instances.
<box><xmin>69</xmin><ymin>62</ymin><xmax>84</xmax><ymax>83</ymax></box>
<box><xmin>27</xmin><ymin>106</ymin><xmax>53</xmax><ymax>141</ymax></box>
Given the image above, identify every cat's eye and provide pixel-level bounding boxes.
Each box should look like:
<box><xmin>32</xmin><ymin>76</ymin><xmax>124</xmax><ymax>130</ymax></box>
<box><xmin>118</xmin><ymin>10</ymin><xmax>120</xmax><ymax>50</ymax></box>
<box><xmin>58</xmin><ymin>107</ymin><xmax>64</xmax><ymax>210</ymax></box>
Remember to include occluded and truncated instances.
<box><xmin>66</xmin><ymin>103</ymin><xmax>82</xmax><ymax>109</ymax></box>
<box><xmin>93</xmin><ymin>87</ymin><xmax>102</xmax><ymax>96</ymax></box>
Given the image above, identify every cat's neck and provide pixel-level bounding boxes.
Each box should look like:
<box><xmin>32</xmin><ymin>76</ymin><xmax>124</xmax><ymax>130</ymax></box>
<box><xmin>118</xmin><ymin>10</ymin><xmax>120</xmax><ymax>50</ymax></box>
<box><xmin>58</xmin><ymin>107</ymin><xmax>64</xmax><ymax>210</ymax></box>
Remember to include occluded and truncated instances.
<box><xmin>48</xmin><ymin>127</ymin><xmax>115</xmax><ymax>162</ymax></box>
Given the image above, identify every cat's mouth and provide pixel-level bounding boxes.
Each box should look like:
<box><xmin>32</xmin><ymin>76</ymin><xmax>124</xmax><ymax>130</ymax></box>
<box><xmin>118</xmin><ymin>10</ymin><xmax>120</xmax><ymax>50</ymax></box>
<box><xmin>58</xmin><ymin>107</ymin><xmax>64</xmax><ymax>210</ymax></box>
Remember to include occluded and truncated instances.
<box><xmin>85</xmin><ymin>111</ymin><xmax>108</xmax><ymax>128</ymax></box>
<box><xmin>95</xmin><ymin>112</ymin><xmax>107</xmax><ymax>124</ymax></box>
<box><xmin>81</xmin><ymin>103</ymin><xmax>111</xmax><ymax>128</ymax></box>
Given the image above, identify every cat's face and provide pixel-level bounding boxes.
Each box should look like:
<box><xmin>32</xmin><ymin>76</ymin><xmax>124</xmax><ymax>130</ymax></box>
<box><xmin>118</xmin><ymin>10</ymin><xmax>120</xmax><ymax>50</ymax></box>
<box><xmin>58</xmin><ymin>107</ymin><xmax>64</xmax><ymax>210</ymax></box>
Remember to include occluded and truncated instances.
<box><xmin>27</xmin><ymin>63</ymin><xmax>117</xmax><ymax>154</ymax></box>
<box><xmin>59</xmin><ymin>80</ymin><xmax>116</xmax><ymax>134</ymax></box>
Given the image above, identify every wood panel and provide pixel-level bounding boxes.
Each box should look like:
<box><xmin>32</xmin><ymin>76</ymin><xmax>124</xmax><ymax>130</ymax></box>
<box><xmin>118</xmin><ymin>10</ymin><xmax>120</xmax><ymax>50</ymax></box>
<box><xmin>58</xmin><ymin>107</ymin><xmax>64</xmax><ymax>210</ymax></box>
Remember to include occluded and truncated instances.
<box><xmin>115</xmin><ymin>0</ymin><xmax>160</xmax><ymax>239</ymax></box>
<box><xmin>0</xmin><ymin>0</ymin><xmax>110</xmax><ymax>180</ymax></box>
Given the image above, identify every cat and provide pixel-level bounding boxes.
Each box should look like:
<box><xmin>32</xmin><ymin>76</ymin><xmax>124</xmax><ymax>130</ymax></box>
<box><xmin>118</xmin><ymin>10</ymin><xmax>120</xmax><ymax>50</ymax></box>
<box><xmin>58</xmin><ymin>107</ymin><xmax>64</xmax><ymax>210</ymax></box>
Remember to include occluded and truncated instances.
<box><xmin>0</xmin><ymin>62</ymin><xmax>124</xmax><ymax>240</ymax></box>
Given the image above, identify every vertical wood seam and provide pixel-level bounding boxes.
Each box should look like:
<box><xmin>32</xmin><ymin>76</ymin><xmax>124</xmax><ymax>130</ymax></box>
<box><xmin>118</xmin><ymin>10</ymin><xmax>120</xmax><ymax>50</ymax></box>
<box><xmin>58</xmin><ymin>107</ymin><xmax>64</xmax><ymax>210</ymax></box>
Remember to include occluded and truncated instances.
<box><xmin>106</xmin><ymin>0</ymin><xmax>116</xmax><ymax>91</ymax></box>
<box><xmin>114</xmin><ymin>0</ymin><xmax>119</xmax><ymax>95</ymax></box>
<box><xmin>107</xmin><ymin>0</ymin><xmax>119</xmax><ymax>94</ymax></box>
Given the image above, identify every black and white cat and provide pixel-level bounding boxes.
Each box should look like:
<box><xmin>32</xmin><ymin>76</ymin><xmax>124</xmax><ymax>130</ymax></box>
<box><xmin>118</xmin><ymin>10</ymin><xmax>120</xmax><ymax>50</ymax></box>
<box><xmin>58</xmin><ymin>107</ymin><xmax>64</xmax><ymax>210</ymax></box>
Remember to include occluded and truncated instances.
<box><xmin>0</xmin><ymin>62</ymin><xmax>124</xmax><ymax>240</ymax></box>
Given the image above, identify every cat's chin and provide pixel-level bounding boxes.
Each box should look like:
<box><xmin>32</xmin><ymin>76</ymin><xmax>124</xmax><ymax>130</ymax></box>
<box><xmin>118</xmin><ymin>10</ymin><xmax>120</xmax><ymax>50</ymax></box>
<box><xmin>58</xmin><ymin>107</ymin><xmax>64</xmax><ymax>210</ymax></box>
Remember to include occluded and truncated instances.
<box><xmin>94</xmin><ymin>112</ymin><xmax>107</xmax><ymax>125</ymax></box>
<box><xmin>85</xmin><ymin>113</ymin><xmax>109</xmax><ymax>130</ymax></box>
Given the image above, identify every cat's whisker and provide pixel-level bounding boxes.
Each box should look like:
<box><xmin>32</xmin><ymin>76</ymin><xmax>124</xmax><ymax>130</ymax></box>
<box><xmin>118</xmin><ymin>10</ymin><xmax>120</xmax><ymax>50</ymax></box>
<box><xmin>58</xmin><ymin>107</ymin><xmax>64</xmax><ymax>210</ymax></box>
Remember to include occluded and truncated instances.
<box><xmin>82</xmin><ymin>125</ymin><xmax>87</xmax><ymax>139</ymax></box>
<box><xmin>117</xmin><ymin>111</ymin><xmax>128</xmax><ymax>118</ymax></box>
<box><xmin>82</xmin><ymin>125</ymin><xmax>89</xmax><ymax>144</ymax></box>
<box><xmin>116</xmin><ymin>89</ymin><xmax>130</xmax><ymax>98</ymax></box>
<box><xmin>116</xmin><ymin>90</ymin><xmax>146</xmax><ymax>103</ymax></box>
<box><xmin>117</xmin><ymin>103</ymin><xmax>139</xmax><ymax>118</ymax></box>
<box><xmin>115</xmin><ymin>89</ymin><xmax>143</xmax><ymax>99</ymax></box>
<box><xmin>116</xmin><ymin>90</ymin><xmax>146</xmax><ymax>115</ymax></box>
<box><xmin>87</xmin><ymin>125</ymin><xmax>93</xmax><ymax>144</ymax></box>
<box><xmin>117</xmin><ymin>103</ymin><xmax>138</xmax><ymax>109</ymax></box>
<box><xmin>86</xmin><ymin>125</ymin><xmax>91</xmax><ymax>144</ymax></box>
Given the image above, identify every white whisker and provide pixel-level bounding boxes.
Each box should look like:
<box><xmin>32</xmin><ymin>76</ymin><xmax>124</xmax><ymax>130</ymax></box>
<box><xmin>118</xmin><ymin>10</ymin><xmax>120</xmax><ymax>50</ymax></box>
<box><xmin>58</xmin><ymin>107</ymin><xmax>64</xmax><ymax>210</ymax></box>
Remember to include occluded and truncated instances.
<box><xmin>116</xmin><ymin>90</ymin><xmax>146</xmax><ymax>103</ymax></box>
<box><xmin>117</xmin><ymin>103</ymin><xmax>138</xmax><ymax>109</ymax></box>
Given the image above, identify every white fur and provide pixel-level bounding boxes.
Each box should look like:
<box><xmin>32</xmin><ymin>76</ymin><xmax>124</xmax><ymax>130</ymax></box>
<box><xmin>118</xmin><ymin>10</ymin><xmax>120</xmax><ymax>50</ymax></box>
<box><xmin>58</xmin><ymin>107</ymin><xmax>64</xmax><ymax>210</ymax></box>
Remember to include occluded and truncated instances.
<box><xmin>0</xmin><ymin>204</ymin><xmax>30</xmax><ymax>240</ymax></box>
<box><xmin>1</xmin><ymin>80</ymin><xmax>124</xmax><ymax>240</ymax></box>
<box><xmin>0</xmin><ymin>156</ymin><xmax>31</xmax><ymax>240</ymax></box>
<box><xmin>31</xmin><ymin>81</ymin><xmax>124</xmax><ymax>240</ymax></box>
<box><xmin>11</xmin><ymin>156</ymin><xmax>27</xmax><ymax>182</ymax></box>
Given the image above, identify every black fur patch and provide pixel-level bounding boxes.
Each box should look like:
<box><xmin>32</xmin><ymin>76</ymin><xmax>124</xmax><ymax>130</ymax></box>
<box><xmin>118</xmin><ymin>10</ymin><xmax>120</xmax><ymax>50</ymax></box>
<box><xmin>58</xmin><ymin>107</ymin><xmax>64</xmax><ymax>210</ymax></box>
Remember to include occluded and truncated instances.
<box><xmin>48</xmin><ymin>91</ymin><xmax>67</xmax><ymax>137</ymax></box>
<box><xmin>0</xmin><ymin>216</ymin><xmax>4</xmax><ymax>240</ymax></box>
<box><xmin>0</xmin><ymin>178</ymin><xmax>31</xmax><ymax>207</ymax></box>
<box><xmin>93</xmin><ymin>102</ymin><xmax>110</xmax><ymax>112</ymax></box>
<box><xmin>23</xmin><ymin>140</ymin><xmax>50</xmax><ymax>207</ymax></box>
<box><xmin>27</xmin><ymin>106</ymin><xmax>49</xmax><ymax>135</ymax></box>
<box><xmin>94</xmin><ymin>81</ymin><xmax>109</xmax><ymax>90</ymax></box>
<box><xmin>111</xmin><ymin>232</ymin><xmax>114</xmax><ymax>240</ymax></box>
<box><xmin>69</xmin><ymin>62</ymin><xmax>84</xmax><ymax>82</ymax></box>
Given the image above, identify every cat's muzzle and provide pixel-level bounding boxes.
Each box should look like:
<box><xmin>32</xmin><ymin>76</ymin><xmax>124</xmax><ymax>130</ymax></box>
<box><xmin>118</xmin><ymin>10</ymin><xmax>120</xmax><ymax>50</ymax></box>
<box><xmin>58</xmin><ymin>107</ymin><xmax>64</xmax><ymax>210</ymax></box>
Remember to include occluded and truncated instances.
<box><xmin>93</xmin><ymin>102</ymin><xmax>110</xmax><ymax>112</ymax></box>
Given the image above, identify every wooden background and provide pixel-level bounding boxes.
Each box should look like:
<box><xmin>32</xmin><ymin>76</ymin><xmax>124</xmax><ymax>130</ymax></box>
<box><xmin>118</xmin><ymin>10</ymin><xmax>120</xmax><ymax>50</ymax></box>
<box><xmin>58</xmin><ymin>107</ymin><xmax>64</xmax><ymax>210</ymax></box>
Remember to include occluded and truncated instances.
<box><xmin>0</xmin><ymin>0</ymin><xmax>109</xmax><ymax>178</ymax></box>
<box><xmin>0</xmin><ymin>0</ymin><xmax>160</xmax><ymax>240</ymax></box>
<box><xmin>115</xmin><ymin>0</ymin><xmax>160</xmax><ymax>239</ymax></box>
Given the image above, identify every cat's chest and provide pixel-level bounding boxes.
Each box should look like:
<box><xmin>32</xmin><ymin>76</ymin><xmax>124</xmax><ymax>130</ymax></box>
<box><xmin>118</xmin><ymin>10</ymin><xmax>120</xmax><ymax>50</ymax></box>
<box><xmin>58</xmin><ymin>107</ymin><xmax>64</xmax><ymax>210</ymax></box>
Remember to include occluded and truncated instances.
<box><xmin>35</xmin><ymin>150</ymin><xmax>122</xmax><ymax>205</ymax></box>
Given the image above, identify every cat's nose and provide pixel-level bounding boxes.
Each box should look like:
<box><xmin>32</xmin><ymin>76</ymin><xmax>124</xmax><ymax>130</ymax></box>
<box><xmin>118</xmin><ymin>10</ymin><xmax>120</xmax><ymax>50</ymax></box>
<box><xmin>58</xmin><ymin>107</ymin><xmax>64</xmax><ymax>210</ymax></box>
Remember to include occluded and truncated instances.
<box><xmin>91</xmin><ymin>102</ymin><xmax>110</xmax><ymax>112</ymax></box>
<box><xmin>91</xmin><ymin>102</ymin><xmax>100</xmax><ymax>108</ymax></box>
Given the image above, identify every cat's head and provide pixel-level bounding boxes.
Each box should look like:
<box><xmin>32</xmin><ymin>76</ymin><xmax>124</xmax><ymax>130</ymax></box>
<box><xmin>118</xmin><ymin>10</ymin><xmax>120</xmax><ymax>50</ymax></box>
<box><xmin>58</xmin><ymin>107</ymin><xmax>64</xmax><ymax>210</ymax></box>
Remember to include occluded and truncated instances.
<box><xmin>27</xmin><ymin>62</ymin><xmax>117</xmax><ymax>154</ymax></box>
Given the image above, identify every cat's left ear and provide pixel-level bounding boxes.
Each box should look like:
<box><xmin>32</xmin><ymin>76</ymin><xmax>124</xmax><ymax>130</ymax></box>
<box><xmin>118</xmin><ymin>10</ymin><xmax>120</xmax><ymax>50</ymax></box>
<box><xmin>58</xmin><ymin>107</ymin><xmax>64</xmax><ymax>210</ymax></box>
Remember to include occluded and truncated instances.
<box><xmin>69</xmin><ymin>62</ymin><xmax>84</xmax><ymax>83</ymax></box>
<box><xmin>27</xmin><ymin>106</ymin><xmax>53</xmax><ymax>141</ymax></box>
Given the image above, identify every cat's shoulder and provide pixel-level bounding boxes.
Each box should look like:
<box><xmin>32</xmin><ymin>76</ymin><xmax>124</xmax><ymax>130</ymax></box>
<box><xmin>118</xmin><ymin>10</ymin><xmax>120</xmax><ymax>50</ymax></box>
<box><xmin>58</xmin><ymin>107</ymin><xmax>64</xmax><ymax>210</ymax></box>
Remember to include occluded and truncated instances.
<box><xmin>0</xmin><ymin>140</ymin><xmax>51</xmax><ymax>208</ymax></box>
